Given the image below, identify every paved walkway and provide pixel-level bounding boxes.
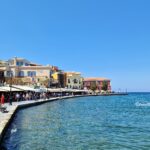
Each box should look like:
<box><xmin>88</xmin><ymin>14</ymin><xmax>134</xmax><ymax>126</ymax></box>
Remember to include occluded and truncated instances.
<box><xmin>0</xmin><ymin>95</ymin><xmax>85</xmax><ymax>143</ymax></box>
<box><xmin>0</xmin><ymin>103</ymin><xmax>17</xmax><ymax>141</ymax></box>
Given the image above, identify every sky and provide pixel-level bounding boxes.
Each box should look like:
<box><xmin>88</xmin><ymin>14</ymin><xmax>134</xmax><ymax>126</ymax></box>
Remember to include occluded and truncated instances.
<box><xmin>0</xmin><ymin>0</ymin><xmax>150</xmax><ymax>92</ymax></box>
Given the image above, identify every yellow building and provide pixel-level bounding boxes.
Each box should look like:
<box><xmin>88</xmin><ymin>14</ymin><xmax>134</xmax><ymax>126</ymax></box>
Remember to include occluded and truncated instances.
<box><xmin>51</xmin><ymin>72</ymin><xmax>66</xmax><ymax>88</ymax></box>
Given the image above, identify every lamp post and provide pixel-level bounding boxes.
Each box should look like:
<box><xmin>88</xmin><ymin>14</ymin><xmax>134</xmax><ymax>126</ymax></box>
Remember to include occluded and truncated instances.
<box><xmin>48</xmin><ymin>78</ymin><xmax>51</xmax><ymax>91</ymax></box>
<box><xmin>59</xmin><ymin>80</ymin><xmax>62</xmax><ymax>99</ymax></box>
<box><xmin>9</xmin><ymin>71</ymin><xmax>13</xmax><ymax>105</ymax></box>
<box><xmin>46</xmin><ymin>79</ymin><xmax>50</xmax><ymax>99</ymax></box>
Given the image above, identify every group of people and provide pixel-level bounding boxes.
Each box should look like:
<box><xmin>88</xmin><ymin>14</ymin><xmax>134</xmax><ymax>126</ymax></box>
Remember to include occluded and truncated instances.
<box><xmin>0</xmin><ymin>92</ymin><xmax>15</xmax><ymax>106</ymax></box>
<box><xmin>0</xmin><ymin>91</ymin><xmax>71</xmax><ymax>106</ymax></box>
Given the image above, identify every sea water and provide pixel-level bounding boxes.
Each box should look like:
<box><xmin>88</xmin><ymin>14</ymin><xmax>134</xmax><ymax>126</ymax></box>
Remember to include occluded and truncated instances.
<box><xmin>1</xmin><ymin>93</ymin><xmax>150</xmax><ymax>150</ymax></box>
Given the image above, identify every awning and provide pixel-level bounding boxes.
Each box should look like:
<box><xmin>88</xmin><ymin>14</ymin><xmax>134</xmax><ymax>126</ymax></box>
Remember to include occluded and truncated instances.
<box><xmin>0</xmin><ymin>86</ymin><xmax>23</xmax><ymax>92</ymax></box>
<box><xmin>12</xmin><ymin>85</ymin><xmax>35</xmax><ymax>91</ymax></box>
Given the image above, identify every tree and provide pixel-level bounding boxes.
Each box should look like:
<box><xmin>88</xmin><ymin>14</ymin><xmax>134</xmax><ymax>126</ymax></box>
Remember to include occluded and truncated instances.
<box><xmin>90</xmin><ymin>82</ymin><xmax>97</xmax><ymax>92</ymax></box>
<box><xmin>5</xmin><ymin>77</ymin><xmax>24</xmax><ymax>85</ymax></box>
<box><xmin>102</xmin><ymin>81</ymin><xmax>108</xmax><ymax>91</ymax></box>
<box><xmin>42</xmin><ymin>78</ymin><xmax>50</xmax><ymax>88</ymax></box>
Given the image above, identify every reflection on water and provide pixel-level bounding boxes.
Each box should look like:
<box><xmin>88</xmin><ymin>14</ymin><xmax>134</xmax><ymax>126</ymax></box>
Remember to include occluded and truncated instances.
<box><xmin>135</xmin><ymin>101</ymin><xmax>150</xmax><ymax>107</ymax></box>
<box><xmin>1</xmin><ymin>93</ymin><xmax>150</xmax><ymax>150</ymax></box>
<box><xmin>10</xmin><ymin>128</ymin><xmax>17</xmax><ymax>134</ymax></box>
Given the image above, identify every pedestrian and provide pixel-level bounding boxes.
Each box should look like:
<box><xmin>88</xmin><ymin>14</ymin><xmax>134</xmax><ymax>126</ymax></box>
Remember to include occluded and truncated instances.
<box><xmin>1</xmin><ymin>94</ymin><xmax>5</xmax><ymax>106</ymax></box>
<box><xmin>26</xmin><ymin>93</ymin><xmax>29</xmax><ymax>100</ymax></box>
<box><xmin>22</xmin><ymin>94</ymin><xmax>25</xmax><ymax>101</ymax></box>
<box><xmin>16</xmin><ymin>93</ymin><xmax>20</xmax><ymax>102</ymax></box>
<box><xmin>9</xmin><ymin>94</ymin><xmax>12</xmax><ymax>105</ymax></box>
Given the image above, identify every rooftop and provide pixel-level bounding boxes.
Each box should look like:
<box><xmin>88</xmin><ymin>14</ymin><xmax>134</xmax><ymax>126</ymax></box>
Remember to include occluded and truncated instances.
<box><xmin>66</xmin><ymin>72</ymin><xmax>81</xmax><ymax>75</ymax></box>
<box><xmin>8</xmin><ymin>57</ymin><xmax>51</xmax><ymax>67</ymax></box>
<box><xmin>84</xmin><ymin>77</ymin><xmax>110</xmax><ymax>81</ymax></box>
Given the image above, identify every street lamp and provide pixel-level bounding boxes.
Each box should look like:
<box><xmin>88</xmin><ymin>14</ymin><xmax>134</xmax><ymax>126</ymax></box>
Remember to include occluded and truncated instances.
<box><xmin>59</xmin><ymin>80</ymin><xmax>62</xmax><ymax>99</ymax></box>
<box><xmin>9</xmin><ymin>71</ymin><xmax>13</xmax><ymax>105</ymax></box>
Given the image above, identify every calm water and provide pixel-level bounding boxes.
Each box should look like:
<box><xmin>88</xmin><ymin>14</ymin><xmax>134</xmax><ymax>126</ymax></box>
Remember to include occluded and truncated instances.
<box><xmin>1</xmin><ymin>93</ymin><xmax>150</xmax><ymax>150</ymax></box>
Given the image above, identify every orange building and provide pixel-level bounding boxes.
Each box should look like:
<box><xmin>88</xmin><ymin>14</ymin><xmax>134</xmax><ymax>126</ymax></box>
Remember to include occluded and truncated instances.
<box><xmin>83</xmin><ymin>77</ymin><xmax>111</xmax><ymax>92</ymax></box>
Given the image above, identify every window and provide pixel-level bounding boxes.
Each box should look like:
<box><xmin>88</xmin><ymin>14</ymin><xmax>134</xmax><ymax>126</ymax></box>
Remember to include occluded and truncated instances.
<box><xmin>17</xmin><ymin>61</ymin><xmax>24</xmax><ymax>66</ymax></box>
<box><xmin>68</xmin><ymin>79</ymin><xmax>70</xmax><ymax>83</ymax></box>
<box><xmin>28</xmin><ymin>71</ymin><xmax>36</xmax><ymax>77</ymax></box>
<box><xmin>7</xmin><ymin>71</ymin><xmax>13</xmax><ymax>77</ymax></box>
<box><xmin>32</xmin><ymin>71</ymin><xmax>36</xmax><ymax>76</ymax></box>
<box><xmin>27</xmin><ymin>71</ymin><xmax>31</xmax><ymax>77</ymax></box>
<box><xmin>25</xmin><ymin>63</ymin><xmax>29</xmax><ymax>66</ymax></box>
<box><xmin>18</xmin><ymin>71</ymin><xmax>24</xmax><ymax>77</ymax></box>
<box><xmin>73</xmin><ymin>79</ymin><xmax>78</xmax><ymax>84</ymax></box>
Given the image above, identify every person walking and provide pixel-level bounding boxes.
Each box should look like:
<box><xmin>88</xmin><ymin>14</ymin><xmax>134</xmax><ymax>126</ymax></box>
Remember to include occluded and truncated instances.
<box><xmin>26</xmin><ymin>93</ymin><xmax>29</xmax><ymax>100</ymax></box>
<box><xmin>16</xmin><ymin>93</ymin><xmax>20</xmax><ymax>102</ymax></box>
<box><xmin>22</xmin><ymin>94</ymin><xmax>25</xmax><ymax>101</ymax></box>
<box><xmin>1</xmin><ymin>94</ymin><xmax>5</xmax><ymax>106</ymax></box>
<box><xmin>9</xmin><ymin>93</ymin><xmax>12</xmax><ymax>105</ymax></box>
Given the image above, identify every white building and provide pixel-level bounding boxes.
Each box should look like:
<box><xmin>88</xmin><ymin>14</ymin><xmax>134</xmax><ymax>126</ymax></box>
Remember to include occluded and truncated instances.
<box><xmin>0</xmin><ymin>57</ymin><xmax>53</xmax><ymax>85</ymax></box>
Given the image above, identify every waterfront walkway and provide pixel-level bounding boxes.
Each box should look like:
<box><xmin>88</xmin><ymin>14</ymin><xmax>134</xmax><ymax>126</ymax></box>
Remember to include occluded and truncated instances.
<box><xmin>0</xmin><ymin>92</ymin><xmax>128</xmax><ymax>144</ymax></box>
<box><xmin>0</xmin><ymin>95</ymin><xmax>85</xmax><ymax>143</ymax></box>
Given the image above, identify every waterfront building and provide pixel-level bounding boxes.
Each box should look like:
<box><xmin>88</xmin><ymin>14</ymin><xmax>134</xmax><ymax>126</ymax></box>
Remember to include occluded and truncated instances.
<box><xmin>65</xmin><ymin>72</ymin><xmax>83</xmax><ymax>89</ymax></box>
<box><xmin>51</xmin><ymin>71</ymin><xmax>66</xmax><ymax>88</ymax></box>
<box><xmin>0</xmin><ymin>57</ymin><xmax>53</xmax><ymax>86</ymax></box>
<box><xmin>0</xmin><ymin>60</ymin><xmax>8</xmax><ymax>85</ymax></box>
<box><xmin>0</xmin><ymin>69</ymin><xmax>5</xmax><ymax>85</ymax></box>
<box><xmin>83</xmin><ymin>77</ymin><xmax>111</xmax><ymax>92</ymax></box>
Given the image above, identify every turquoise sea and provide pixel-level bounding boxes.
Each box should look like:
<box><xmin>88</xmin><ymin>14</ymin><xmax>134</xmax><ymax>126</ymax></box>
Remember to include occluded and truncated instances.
<box><xmin>1</xmin><ymin>93</ymin><xmax>150</xmax><ymax>150</ymax></box>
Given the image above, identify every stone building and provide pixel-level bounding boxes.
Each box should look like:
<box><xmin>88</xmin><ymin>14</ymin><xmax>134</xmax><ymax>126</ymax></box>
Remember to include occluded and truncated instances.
<box><xmin>65</xmin><ymin>72</ymin><xmax>83</xmax><ymax>89</ymax></box>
